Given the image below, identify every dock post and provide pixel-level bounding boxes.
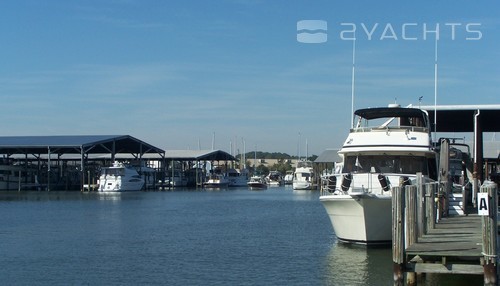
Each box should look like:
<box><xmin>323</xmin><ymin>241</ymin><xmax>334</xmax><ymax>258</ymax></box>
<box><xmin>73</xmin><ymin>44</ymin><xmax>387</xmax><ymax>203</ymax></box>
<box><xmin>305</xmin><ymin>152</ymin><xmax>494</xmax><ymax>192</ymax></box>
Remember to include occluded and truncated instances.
<box><xmin>18</xmin><ymin>170</ymin><xmax>21</xmax><ymax>192</ymax></box>
<box><xmin>392</xmin><ymin>186</ymin><xmax>405</xmax><ymax>285</ymax></box>
<box><xmin>87</xmin><ymin>171</ymin><xmax>91</xmax><ymax>192</ymax></box>
<box><xmin>405</xmin><ymin>185</ymin><xmax>418</xmax><ymax>285</ymax></box>
<box><xmin>416</xmin><ymin>173</ymin><xmax>424</xmax><ymax>238</ymax></box>
<box><xmin>482</xmin><ymin>184</ymin><xmax>498</xmax><ymax>286</ymax></box>
<box><xmin>405</xmin><ymin>185</ymin><xmax>418</xmax><ymax>246</ymax></box>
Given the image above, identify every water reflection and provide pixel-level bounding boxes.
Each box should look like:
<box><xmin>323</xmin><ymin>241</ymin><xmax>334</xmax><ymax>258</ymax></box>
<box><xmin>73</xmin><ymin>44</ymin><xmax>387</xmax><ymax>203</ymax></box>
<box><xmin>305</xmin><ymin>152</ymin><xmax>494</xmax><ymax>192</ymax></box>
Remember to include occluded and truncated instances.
<box><xmin>323</xmin><ymin>242</ymin><xmax>393</xmax><ymax>285</ymax></box>
<box><xmin>292</xmin><ymin>189</ymin><xmax>320</xmax><ymax>201</ymax></box>
<box><xmin>323</xmin><ymin>242</ymin><xmax>484</xmax><ymax>285</ymax></box>
<box><xmin>96</xmin><ymin>192</ymin><xmax>123</xmax><ymax>201</ymax></box>
<box><xmin>0</xmin><ymin>190</ymin><xmax>146</xmax><ymax>202</ymax></box>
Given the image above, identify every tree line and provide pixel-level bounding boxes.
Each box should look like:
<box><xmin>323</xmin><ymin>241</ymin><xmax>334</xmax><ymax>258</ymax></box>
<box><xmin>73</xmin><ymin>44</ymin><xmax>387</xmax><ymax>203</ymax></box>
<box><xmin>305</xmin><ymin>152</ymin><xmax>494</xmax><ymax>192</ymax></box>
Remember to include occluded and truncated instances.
<box><xmin>239</xmin><ymin>152</ymin><xmax>318</xmax><ymax>175</ymax></box>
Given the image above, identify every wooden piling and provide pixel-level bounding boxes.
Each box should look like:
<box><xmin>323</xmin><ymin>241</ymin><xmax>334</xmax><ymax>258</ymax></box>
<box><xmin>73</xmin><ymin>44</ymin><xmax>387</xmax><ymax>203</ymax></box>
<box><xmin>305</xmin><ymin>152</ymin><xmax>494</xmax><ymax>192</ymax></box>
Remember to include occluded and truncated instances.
<box><xmin>405</xmin><ymin>185</ymin><xmax>418</xmax><ymax>247</ymax></box>
<box><xmin>481</xmin><ymin>184</ymin><xmax>498</xmax><ymax>285</ymax></box>
<box><xmin>392</xmin><ymin>186</ymin><xmax>405</xmax><ymax>285</ymax></box>
<box><xmin>18</xmin><ymin>170</ymin><xmax>21</xmax><ymax>192</ymax></box>
<box><xmin>424</xmin><ymin>183</ymin><xmax>436</xmax><ymax>233</ymax></box>
<box><xmin>416</xmin><ymin>173</ymin><xmax>424</xmax><ymax>238</ymax></box>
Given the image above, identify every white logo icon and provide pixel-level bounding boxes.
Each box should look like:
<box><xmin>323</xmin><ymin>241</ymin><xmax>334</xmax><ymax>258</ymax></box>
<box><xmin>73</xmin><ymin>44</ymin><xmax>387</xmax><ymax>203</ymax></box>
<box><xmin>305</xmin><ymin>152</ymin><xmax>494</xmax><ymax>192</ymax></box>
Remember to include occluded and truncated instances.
<box><xmin>297</xmin><ymin>20</ymin><xmax>327</xmax><ymax>43</ymax></box>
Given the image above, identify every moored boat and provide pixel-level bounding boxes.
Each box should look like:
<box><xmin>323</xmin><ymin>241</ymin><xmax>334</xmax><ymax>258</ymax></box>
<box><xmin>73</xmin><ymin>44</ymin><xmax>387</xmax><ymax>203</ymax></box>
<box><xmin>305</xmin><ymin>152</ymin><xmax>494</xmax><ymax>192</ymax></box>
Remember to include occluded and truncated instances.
<box><xmin>204</xmin><ymin>173</ymin><xmax>229</xmax><ymax>188</ymax></box>
<box><xmin>247</xmin><ymin>175</ymin><xmax>267</xmax><ymax>190</ymax></box>
<box><xmin>266</xmin><ymin>170</ymin><xmax>284</xmax><ymax>186</ymax></box>
<box><xmin>292</xmin><ymin>161</ymin><xmax>315</xmax><ymax>190</ymax></box>
<box><xmin>227</xmin><ymin>168</ymin><xmax>249</xmax><ymax>187</ymax></box>
<box><xmin>98</xmin><ymin>161</ymin><xmax>145</xmax><ymax>192</ymax></box>
<box><xmin>0</xmin><ymin>161</ymin><xmax>39</xmax><ymax>190</ymax></box>
<box><xmin>319</xmin><ymin>105</ymin><xmax>437</xmax><ymax>245</ymax></box>
<box><xmin>284</xmin><ymin>170</ymin><xmax>294</xmax><ymax>185</ymax></box>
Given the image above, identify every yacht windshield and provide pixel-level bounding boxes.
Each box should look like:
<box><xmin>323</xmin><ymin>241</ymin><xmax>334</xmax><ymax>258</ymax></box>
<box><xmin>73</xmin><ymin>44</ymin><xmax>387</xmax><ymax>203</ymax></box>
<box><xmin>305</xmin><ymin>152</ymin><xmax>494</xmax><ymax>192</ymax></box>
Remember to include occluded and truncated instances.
<box><xmin>343</xmin><ymin>155</ymin><xmax>429</xmax><ymax>175</ymax></box>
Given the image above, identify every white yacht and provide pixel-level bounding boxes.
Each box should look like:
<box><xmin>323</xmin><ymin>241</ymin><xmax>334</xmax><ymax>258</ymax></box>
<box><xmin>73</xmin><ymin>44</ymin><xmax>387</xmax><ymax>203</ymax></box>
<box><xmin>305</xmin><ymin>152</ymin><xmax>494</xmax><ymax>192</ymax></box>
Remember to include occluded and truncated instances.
<box><xmin>227</xmin><ymin>168</ymin><xmax>249</xmax><ymax>187</ymax></box>
<box><xmin>292</xmin><ymin>161</ymin><xmax>315</xmax><ymax>190</ymax></box>
<box><xmin>0</xmin><ymin>162</ymin><xmax>39</xmax><ymax>190</ymax></box>
<box><xmin>319</xmin><ymin>106</ymin><xmax>437</xmax><ymax>245</ymax></box>
<box><xmin>98</xmin><ymin>162</ymin><xmax>145</xmax><ymax>192</ymax></box>
<box><xmin>284</xmin><ymin>170</ymin><xmax>294</xmax><ymax>185</ymax></box>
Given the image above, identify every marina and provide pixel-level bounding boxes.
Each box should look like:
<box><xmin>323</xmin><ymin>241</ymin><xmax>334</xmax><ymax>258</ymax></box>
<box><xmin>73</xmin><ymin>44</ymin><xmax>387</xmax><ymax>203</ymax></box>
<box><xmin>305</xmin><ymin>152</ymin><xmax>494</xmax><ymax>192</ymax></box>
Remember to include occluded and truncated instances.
<box><xmin>0</xmin><ymin>106</ymin><xmax>499</xmax><ymax>285</ymax></box>
<box><xmin>2</xmin><ymin>1</ymin><xmax>498</xmax><ymax>285</ymax></box>
<box><xmin>0</xmin><ymin>186</ymin><xmax>483</xmax><ymax>285</ymax></box>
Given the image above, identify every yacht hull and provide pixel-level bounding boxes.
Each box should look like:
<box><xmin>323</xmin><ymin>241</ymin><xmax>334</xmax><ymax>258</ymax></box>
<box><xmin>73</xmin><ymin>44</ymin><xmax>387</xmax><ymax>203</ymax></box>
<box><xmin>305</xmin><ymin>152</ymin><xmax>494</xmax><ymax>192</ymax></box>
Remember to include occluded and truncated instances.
<box><xmin>292</xmin><ymin>181</ymin><xmax>313</xmax><ymax>190</ymax></box>
<box><xmin>98</xmin><ymin>178</ymin><xmax>144</xmax><ymax>192</ymax></box>
<box><xmin>320</xmin><ymin>194</ymin><xmax>392</xmax><ymax>245</ymax></box>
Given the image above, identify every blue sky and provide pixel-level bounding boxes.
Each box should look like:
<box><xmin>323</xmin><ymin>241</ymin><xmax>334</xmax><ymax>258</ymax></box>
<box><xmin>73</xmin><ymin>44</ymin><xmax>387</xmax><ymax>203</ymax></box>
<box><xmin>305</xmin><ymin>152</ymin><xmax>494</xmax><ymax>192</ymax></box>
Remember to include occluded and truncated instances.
<box><xmin>0</xmin><ymin>1</ymin><xmax>498</xmax><ymax>156</ymax></box>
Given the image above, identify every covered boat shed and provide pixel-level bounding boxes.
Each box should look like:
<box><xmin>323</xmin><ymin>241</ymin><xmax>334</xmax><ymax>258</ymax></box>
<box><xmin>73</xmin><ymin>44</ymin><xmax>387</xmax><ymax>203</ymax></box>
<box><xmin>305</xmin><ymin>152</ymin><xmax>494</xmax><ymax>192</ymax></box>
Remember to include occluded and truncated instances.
<box><xmin>420</xmin><ymin>104</ymin><xmax>500</xmax><ymax>183</ymax></box>
<box><xmin>164</xmin><ymin>150</ymin><xmax>237</xmax><ymax>161</ymax></box>
<box><xmin>0</xmin><ymin>135</ymin><xmax>165</xmax><ymax>191</ymax></box>
<box><xmin>162</xmin><ymin>150</ymin><xmax>238</xmax><ymax>187</ymax></box>
<box><xmin>0</xmin><ymin>135</ymin><xmax>165</xmax><ymax>159</ymax></box>
<box><xmin>314</xmin><ymin>149</ymin><xmax>342</xmax><ymax>175</ymax></box>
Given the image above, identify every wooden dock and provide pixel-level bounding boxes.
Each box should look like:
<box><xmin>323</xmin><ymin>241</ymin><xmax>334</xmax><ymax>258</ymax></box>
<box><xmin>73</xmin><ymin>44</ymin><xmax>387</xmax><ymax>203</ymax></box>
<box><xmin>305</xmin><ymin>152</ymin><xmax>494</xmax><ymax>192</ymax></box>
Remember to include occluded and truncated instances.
<box><xmin>392</xmin><ymin>180</ymin><xmax>498</xmax><ymax>285</ymax></box>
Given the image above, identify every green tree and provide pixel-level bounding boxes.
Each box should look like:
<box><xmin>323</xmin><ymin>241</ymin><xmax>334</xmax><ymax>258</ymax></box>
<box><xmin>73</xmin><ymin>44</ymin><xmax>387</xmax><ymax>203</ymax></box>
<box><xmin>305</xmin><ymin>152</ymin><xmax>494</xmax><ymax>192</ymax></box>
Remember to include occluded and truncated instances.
<box><xmin>255</xmin><ymin>164</ymin><xmax>269</xmax><ymax>175</ymax></box>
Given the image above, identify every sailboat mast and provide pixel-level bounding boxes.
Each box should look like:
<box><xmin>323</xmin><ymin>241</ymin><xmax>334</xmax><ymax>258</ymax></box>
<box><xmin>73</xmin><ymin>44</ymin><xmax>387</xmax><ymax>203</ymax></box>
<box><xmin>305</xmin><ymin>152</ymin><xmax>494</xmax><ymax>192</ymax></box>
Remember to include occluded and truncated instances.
<box><xmin>211</xmin><ymin>132</ymin><xmax>215</xmax><ymax>150</ymax></box>
<box><xmin>242</xmin><ymin>138</ymin><xmax>246</xmax><ymax>169</ymax></box>
<box><xmin>306</xmin><ymin>139</ymin><xmax>308</xmax><ymax>160</ymax></box>
<box><xmin>351</xmin><ymin>39</ymin><xmax>356</xmax><ymax>128</ymax></box>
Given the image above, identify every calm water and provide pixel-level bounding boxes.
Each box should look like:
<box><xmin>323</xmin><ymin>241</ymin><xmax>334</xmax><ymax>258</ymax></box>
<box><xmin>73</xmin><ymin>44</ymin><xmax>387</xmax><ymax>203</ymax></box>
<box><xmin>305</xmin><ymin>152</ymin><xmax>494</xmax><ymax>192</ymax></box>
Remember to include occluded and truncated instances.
<box><xmin>0</xmin><ymin>187</ymin><xmax>481</xmax><ymax>285</ymax></box>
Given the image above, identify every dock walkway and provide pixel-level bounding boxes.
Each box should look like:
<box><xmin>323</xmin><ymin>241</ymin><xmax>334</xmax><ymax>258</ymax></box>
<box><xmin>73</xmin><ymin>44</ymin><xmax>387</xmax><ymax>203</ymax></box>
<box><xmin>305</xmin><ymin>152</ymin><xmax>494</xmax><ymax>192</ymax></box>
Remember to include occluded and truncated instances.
<box><xmin>392</xmin><ymin>182</ymin><xmax>498</xmax><ymax>285</ymax></box>
<box><xmin>405</xmin><ymin>215</ymin><xmax>484</xmax><ymax>275</ymax></box>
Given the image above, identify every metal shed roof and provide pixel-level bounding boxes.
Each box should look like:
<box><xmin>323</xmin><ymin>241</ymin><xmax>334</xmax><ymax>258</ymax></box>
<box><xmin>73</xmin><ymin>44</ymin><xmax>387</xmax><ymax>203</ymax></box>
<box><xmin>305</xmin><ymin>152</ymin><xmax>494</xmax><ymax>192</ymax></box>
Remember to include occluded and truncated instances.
<box><xmin>314</xmin><ymin>149</ymin><xmax>342</xmax><ymax>163</ymax></box>
<box><xmin>164</xmin><ymin>150</ymin><xmax>237</xmax><ymax>161</ymax></box>
<box><xmin>420</xmin><ymin>105</ymin><xmax>500</xmax><ymax>132</ymax></box>
<box><xmin>0</xmin><ymin>135</ymin><xmax>164</xmax><ymax>156</ymax></box>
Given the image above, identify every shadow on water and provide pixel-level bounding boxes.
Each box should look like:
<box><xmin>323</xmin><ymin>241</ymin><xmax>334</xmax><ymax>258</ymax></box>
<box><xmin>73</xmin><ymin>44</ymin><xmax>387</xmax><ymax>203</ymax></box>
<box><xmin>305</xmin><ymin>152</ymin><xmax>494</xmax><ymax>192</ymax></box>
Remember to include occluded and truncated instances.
<box><xmin>322</xmin><ymin>241</ymin><xmax>484</xmax><ymax>286</ymax></box>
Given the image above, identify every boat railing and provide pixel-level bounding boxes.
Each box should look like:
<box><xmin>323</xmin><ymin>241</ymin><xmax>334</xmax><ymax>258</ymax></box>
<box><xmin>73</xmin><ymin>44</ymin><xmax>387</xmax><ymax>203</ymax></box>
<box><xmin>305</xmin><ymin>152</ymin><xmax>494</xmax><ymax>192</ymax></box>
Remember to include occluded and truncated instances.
<box><xmin>350</xmin><ymin>126</ymin><xmax>428</xmax><ymax>133</ymax></box>
<box><xmin>320</xmin><ymin>172</ymin><xmax>429</xmax><ymax>197</ymax></box>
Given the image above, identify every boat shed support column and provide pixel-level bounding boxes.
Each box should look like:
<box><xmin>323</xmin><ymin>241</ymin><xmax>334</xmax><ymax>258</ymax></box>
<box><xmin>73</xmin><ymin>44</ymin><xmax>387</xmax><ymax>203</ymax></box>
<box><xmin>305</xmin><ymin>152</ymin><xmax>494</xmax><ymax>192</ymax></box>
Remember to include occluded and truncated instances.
<box><xmin>80</xmin><ymin>146</ymin><xmax>84</xmax><ymax>192</ymax></box>
<box><xmin>111</xmin><ymin>140</ymin><xmax>116</xmax><ymax>162</ymax></box>
<box><xmin>473</xmin><ymin>110</ymin><xmax>483</xmax><ymax>207</ymax></box>
<box><xmin>47</xmin><ymin>147</ymin><xmax>51</xmax><ymax>192</ymax></box>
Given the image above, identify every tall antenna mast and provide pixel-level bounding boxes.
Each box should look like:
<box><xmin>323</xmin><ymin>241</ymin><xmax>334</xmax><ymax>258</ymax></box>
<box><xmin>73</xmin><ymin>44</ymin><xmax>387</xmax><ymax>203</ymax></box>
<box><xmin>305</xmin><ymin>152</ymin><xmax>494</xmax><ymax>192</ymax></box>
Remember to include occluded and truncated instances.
<box><xmin>433</xmin><ymin>37</ymin><xmax>438</xmax><ymax>142</ymax></box>
<box><xmin>351</xmin><ymin>39</ymin><xmax>356</xmax><ymax>128</ymax></box>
